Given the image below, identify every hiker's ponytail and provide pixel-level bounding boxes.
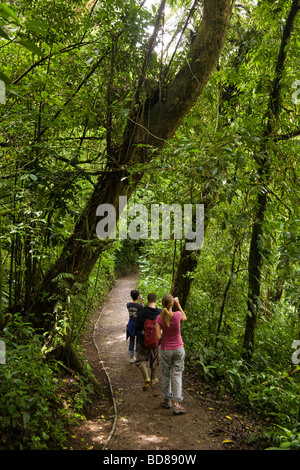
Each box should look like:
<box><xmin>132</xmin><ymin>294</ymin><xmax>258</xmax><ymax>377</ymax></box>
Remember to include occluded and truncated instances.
<box><xmin>161</xmin><ymin>294</ymin><xmax>174</xmax><ymax>327</ymax></box>
<box><xmin>160</xmin><ymin>307</ymin><xmax>172</xmax><ymax>327</ymax></box>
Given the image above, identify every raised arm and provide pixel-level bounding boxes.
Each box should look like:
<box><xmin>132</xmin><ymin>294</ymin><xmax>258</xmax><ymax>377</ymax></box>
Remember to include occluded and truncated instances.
<box><xmin>174</xmin><ymin>298</ymin><xmax>187</xmax><ymax>321</ymax></box>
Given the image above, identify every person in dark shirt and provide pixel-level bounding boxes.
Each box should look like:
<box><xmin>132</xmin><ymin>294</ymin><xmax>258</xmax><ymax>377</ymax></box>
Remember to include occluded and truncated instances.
<box><xmin>126</xmin><ymin>290</ymin><xmax>144</xmax><ymax>363</ymax></box>
<box><xmin>135</xmin><ymin>292</ymin><xmax>161</xmax><ymax>391</ymax></box>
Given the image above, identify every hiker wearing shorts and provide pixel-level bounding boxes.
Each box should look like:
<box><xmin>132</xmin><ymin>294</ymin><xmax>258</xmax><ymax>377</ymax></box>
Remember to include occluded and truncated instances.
<box><xmin>135</xmin><ymin>292</ymin><xmax>161</xmax><ymax>391</ymax></box>
<box><xmin>156</xmin><ymin>295</ymin><xmax>187</xmax><ymax>415</ymax></box>
<box><xmin>126</xmin><ymin>290</ymin><xmax>144</xmax><ymax>363</ymax></box>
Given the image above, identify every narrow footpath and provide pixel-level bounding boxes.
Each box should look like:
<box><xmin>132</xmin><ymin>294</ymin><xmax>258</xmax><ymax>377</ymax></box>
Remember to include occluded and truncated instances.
<box><xmin>68</xmin><ymin>274</ymin><xmax>263</xmax><ymax>451</ymax></box>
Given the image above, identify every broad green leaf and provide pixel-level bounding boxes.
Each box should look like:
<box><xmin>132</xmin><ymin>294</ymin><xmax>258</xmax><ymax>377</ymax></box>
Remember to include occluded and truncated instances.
<box><xmin>7</xmin><ymin>89</ymin><xmax>26</xmax><ymax>100</ymax></box>
<box><xmin>17</xmin><ymin>39</ymin><xmax>44</xmax><ymax>57</ymax></box>
<box><xmin>26</xmin><ymin>19</ymin><xmax>50</xmax><ymax>33</ymax></box>
<box><xmin>280</xmin><ymin>441</ymin><xmax>292</xmax><ymax>449</ymax></box>
<box><xmin>20</xmin><ymin>173</ymin><xmax>37</xmax><ymax>181</ymax></box>
<box><xmin>0</xmin><ymin>3</ymin><xmax>18</xmax><ymax>22</ymax></box>
<box><xmin>0</xmin><ymin>70</ymin><xmax>11</xmax><ymax>85</ymax></box>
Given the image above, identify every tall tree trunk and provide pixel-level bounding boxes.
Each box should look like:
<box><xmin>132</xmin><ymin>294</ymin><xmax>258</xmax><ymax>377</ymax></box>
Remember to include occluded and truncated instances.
<box><xmin>29</xmin><ymin>0</ymin><xmax>232</xmax><ymax>332</ymax></box>
<box><xmin>215</xmin><ymin>241</ymin><xmax>241</xmax><ymax>345</ymax></box>
<box><xmin>242</xmin><ymin>0</ymin><xmax>300</xmax><ymax>360</ymax></box>
<box><xmin>170</xmin><ymin>248</ymin><xmax>198</xmax><ymax>310</ymax></box>
<box><xmin>0</xmin><ymin>218</ymin><xmax>12</xmax><ymax>331</ymax></box>
<box><xmin>243</xmin><ymin>185</ymin><xmax>268</xmax><ymax>358</ymax></box>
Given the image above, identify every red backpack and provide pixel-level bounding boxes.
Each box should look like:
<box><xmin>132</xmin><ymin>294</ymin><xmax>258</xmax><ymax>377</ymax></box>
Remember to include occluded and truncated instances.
<box><xmin>143</xmin><ymin>318</ymin><xmax>159</xmax><ymax>349</ymax></box>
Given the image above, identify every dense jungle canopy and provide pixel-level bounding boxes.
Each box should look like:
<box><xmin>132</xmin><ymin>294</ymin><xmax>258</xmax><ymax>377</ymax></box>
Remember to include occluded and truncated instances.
<box><xmin>0</xmin><ymin>0</ymin><xmax>300</xmax><ymax>451</ymax></box>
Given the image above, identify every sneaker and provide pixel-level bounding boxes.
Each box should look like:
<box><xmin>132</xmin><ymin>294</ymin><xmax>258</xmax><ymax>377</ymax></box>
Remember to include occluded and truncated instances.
<box><xmin>150</xmin><ymin>378</ymin><xmax>159</xmax><ymax>386</ymax></box>
<box><xmin>129</xmin><ymin>357</ymin><xmax>135</xmax><ymax>363</ymax></box>
<box><xmin>160</xmin><ymin>398</ymin><xmax>172</xmax><ymax>409</ymax></box>
<box><xmin>173</xmin><ymin>403</ymin><xmax>186</xmax><ymax>415</ymax></box>
<box><xmin>143</xmin><ymin>379</ymin><xmax>150</xmax><ymax>391</ymax></box>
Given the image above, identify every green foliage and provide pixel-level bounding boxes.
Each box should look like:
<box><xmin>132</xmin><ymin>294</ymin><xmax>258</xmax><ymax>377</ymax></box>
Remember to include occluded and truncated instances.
<box><xmin>45</xmin><ymin>249</ymin><xmax>116</xmax><ymax>352</ymax></box>
<box><xmin>0</xmin><ymin>243</ymin><xmax>116</xmax><ymax>449</ymax></box>
<box><xmin>114</xmin><ymin>239</ymin><xmax>141</xmax><ymax>277</ymax></box>
<box><xmin>137</xmin><ymin>239</ymin><xmax>175</xmax><ymax>305</ymax></box>
<box><xmin>0</xmin><ymin>314</ymin><xmax>103</xmax><ymax>449</ymax></box>
<box><xmin>0</xmin><ymin>317</ymin><xmax>67</xmax><ymax>449</ymax></box>
<box><xmin>265</xmin><ymin>424</ymin><xmax>300</xmax><ymax>450</ymax></box>
<box><xmin>0</xmin><ymin>0</ymin><xmax>157</xmax><ymax>318</ymax></box>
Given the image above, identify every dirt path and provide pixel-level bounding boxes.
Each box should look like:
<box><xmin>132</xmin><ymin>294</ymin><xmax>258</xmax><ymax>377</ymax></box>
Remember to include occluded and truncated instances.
<box><xmin>68</xmin><ymin>274</ymin><xmax>262</xmax><ymax>451</ymax></box>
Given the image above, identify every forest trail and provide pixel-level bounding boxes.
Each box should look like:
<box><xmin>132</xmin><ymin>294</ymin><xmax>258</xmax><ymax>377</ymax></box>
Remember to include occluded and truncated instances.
<box><xmin>69</xmin><ymin>274</ymin><xmax>259</xmax><ymax>451</ymax></box>
<box><xmin>93</xmin><ymin>274</ymin><xmax>224</xmax><ymax>451</ymax></box>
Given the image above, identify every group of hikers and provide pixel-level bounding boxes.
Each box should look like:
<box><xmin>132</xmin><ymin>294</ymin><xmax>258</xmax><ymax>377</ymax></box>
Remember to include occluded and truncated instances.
<box><xmin>126</xmin><ymin>289</ymin><xmax>187</xmax><ymax>416</ymax></box>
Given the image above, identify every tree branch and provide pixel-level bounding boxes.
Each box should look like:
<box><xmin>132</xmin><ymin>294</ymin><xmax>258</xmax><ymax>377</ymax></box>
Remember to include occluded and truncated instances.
<box><xmin>265</xmin><ymin>0</ymin><xmax>300</xmax><ymax>134</ymax></box>
<box><xmin>36</xmin><ymin>49</ymin><xmax>111</xmax><ymax>139</ymax></box>
<box><xmin>272</xmin><ymin>128</ymin><xmax>300</xmax><ymax>141</ymax></box>
<box><xmin>139</xmin><ymin>0</ymin><xmax>233</xmax><ymax>145</ymax></box>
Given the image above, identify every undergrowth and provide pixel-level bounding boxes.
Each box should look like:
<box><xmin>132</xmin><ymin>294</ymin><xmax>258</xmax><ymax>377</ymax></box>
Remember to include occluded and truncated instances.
<box><xmin>182</xmin><ymin>325</ymin><xmax>300</xmax><ymax>450</ymax></box>
<box><xmin>0</xmin><ymin>315</ymin><xmax>98</xmax><ymax>450</ymax></box>
<box><xmin>0</xmin><ymin>250</ymin><xmax>116</xmax><ymax>450</ymax></box>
